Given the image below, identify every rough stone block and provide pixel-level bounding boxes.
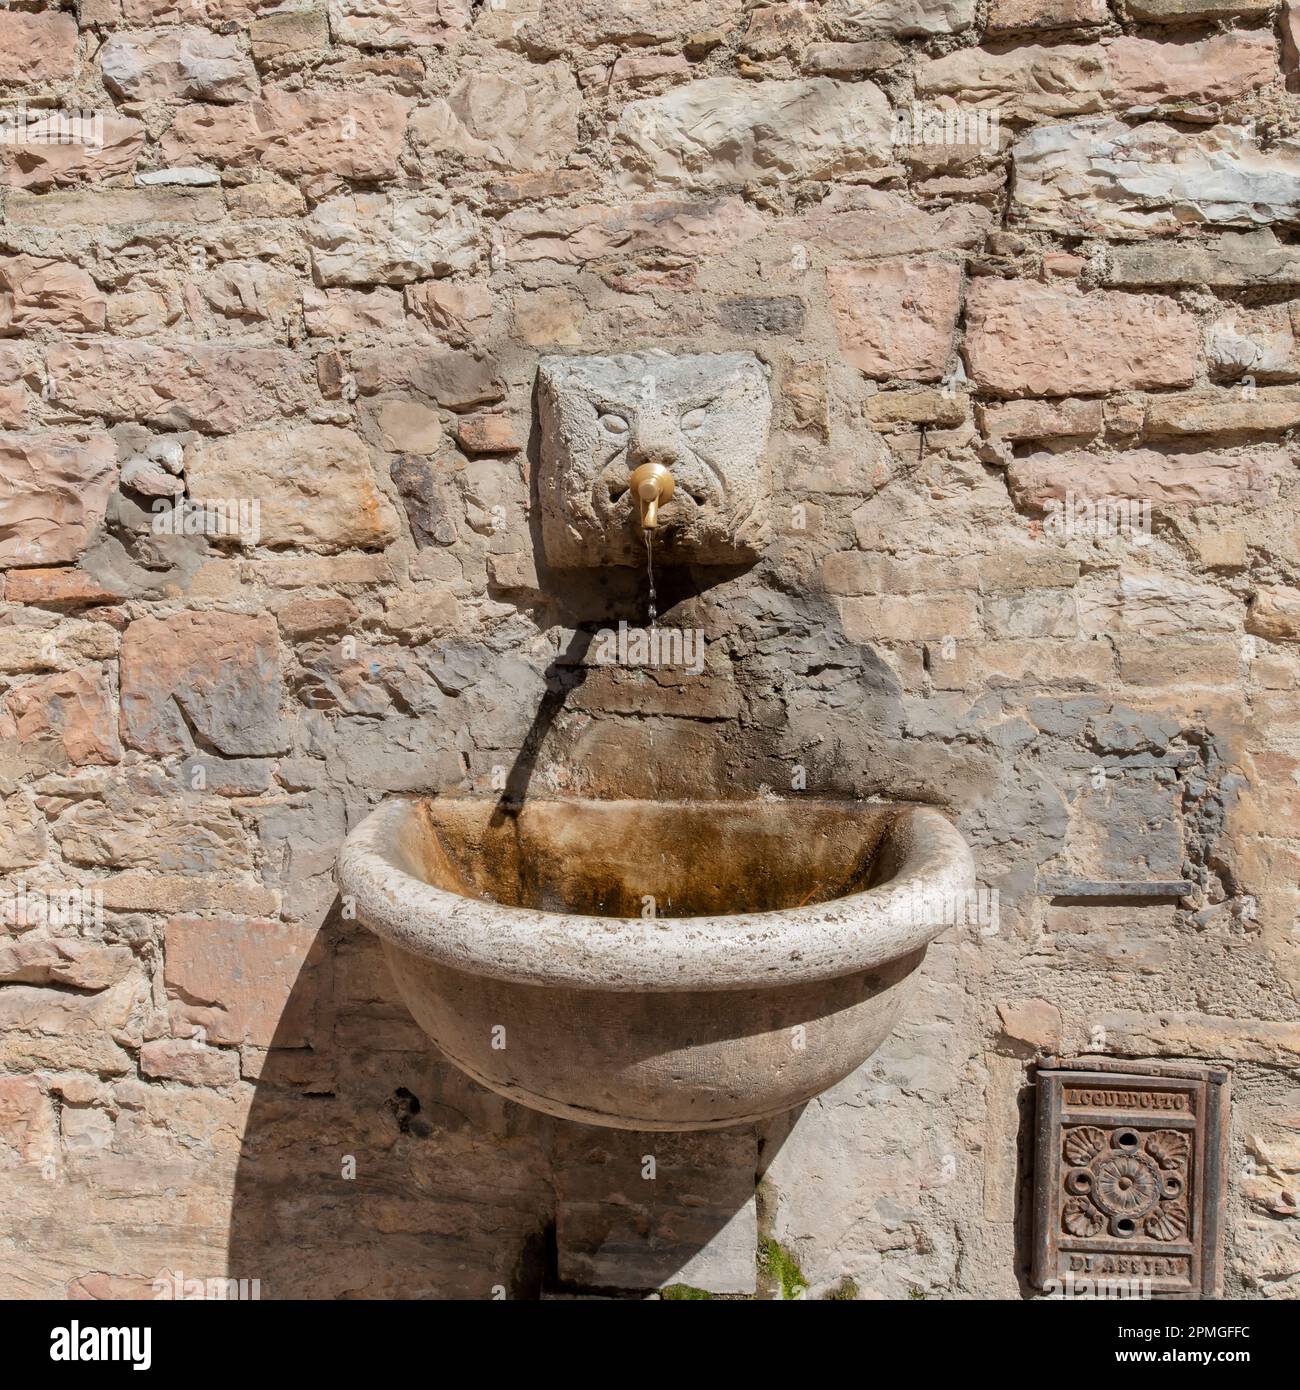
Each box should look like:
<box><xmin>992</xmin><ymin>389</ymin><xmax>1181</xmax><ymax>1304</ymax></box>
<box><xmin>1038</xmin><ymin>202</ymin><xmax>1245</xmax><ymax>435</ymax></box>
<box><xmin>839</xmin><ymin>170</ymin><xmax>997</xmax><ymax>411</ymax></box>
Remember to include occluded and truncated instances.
<box><xmin>964</xmin><ymin>279</ymin><xmax>1198</xmax><ymax>397</ymax></box>
<box><xmin>45</xmin><ymin>343</ymin><xmax>306</xmax><ymax>434</ymax></box>
<box><xmin>184</xmin><ymin>425</ymin><xmax>400</xmax><ymax>553</ymax></box>
<box><xmin>0</xmin><ymin>666</ymin><xmax>121</xmax><ymax>766</ymax></box>
<box><xmin>411</xmin><ymin>61</ymin><xmax>579</xmax><ymax>171</ymax></box>
<box><xmin>0</xmin><ymin>12</ymin><xmax>77</xmax><ymax>87</ymax></box>
<box><xmin>0</xmin><ymin>258</ymin><xmax>105</xmax><ymax>335</ymax></box>
<box><xmin>0</xmin><ymin>432</ymin><xmax>117</xmax><ymax>567</ymax></box>
<box><xmin>164</xmin><ymin>917</ymin><xmax>323</xmax><ymax>1048</ymax></box>
<box><xmin>1008</xmin><ymin>447</ymin><xmax>1286</xmax><ymax>510</ymax></box>
<box><xmin>119</xmin><ymin>611</ymin><xmax>285</xmax><ymax>756</ymax></box>
<box><xmin>1248</xmin><ymin>587</ymin><xmax>1300</xmax><ymax>642</ymax></box>
<box><xmin>614</xmin><ymin>77</ymin><xmax>893</xmax><ymax>190</ymax></box>
<box><xmin>828</xmin><ymin>259</ymin><xmax>962</xmax><ymax>382</ymax></box>
<box><xmin>100</xmin><ymin>28</ymin><xmax>258</xmax><ymax>102</ymax></box>
<box><xmin>987</xmin><ymin>0</ymin><xmax>1106</xmax><ymax>30</ymax></box>
<box><xmin>1014</xmin><ymin>120</ymin><xmax>1300</xmax><ymax>238</ymax></box>
<box><xmin>162</xmin><ymin>90</ymin><xmax>412</xmax><ymax>180</ymax></box>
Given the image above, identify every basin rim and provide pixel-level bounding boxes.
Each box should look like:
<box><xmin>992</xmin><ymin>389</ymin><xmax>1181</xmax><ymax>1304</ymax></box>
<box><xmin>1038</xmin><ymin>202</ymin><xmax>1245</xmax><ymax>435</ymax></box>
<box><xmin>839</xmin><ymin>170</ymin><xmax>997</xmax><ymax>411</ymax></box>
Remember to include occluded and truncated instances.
<box><xmin>335</xmin><ymin>797</ymin><xmax>976</xmax><ymax>993</ymax></box>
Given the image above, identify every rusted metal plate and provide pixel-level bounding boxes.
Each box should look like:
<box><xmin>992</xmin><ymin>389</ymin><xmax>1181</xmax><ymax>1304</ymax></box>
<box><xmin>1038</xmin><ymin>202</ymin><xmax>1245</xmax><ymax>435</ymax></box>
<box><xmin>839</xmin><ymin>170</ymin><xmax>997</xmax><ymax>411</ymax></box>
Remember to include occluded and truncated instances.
<box><xmin>1032</xmin><ymin>1056</ymin><xmax>1230</xmax><ymax>1298</ymax></box>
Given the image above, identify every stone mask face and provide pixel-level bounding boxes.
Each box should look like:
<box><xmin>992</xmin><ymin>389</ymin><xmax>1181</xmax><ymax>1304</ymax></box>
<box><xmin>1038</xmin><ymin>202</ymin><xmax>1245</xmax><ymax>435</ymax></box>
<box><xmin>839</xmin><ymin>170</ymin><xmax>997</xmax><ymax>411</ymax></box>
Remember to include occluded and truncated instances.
<box><xmin>537</xmin><ymin>349</ymin><xmax>773</xmax><ymax>568</ymax></box>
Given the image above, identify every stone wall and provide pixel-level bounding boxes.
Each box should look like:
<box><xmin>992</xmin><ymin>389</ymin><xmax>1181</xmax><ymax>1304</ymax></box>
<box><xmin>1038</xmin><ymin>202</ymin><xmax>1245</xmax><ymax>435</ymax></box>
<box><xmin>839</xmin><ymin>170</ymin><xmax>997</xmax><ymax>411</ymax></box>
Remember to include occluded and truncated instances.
<box><xmin>2</xmin><ymin>0</ymin><xmax>1299</xmax><ymax>1300</ymax></box>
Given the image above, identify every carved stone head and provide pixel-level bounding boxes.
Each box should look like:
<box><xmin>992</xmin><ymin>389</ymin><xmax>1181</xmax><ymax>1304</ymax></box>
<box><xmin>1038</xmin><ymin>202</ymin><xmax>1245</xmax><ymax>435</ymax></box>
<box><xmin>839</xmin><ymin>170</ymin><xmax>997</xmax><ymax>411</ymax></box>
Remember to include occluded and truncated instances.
<box><xmin>537</xmin><ymin>350</ymin><xmax>773</xmax><ymax>568</ymax></box>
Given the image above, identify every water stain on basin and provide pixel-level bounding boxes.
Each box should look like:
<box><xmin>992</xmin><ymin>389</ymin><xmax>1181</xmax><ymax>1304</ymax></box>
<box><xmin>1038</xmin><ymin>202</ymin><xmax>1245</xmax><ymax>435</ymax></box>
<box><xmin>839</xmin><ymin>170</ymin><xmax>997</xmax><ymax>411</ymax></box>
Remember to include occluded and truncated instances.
<box><xmin>337</xmin><ymin>796</ymin><xmax>974</xmax><ymax>1131</ymax></box>
<box><xmin>417</xmin><ymin>797</ymin><xmax>897</xmax><ymax>917</ymax></box>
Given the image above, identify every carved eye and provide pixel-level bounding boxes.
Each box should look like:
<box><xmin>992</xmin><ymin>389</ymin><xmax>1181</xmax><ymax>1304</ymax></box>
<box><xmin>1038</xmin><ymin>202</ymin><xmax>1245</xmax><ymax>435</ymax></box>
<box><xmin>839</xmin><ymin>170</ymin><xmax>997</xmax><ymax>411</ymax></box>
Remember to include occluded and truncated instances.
<box><xmin>681</xmin><ymin>407</ymin><xmax>708</xmax><ymax>431</ymax></box>
<box><xmin>599</xmin><ymin>412</ymin><xmax>629</xmax><ymax>435</ymax></box>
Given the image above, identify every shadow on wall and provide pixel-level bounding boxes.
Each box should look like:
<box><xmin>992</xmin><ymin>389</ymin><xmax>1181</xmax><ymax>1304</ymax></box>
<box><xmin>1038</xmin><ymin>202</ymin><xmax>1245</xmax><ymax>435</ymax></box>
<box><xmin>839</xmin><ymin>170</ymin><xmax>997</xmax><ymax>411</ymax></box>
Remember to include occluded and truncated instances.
<box><xmin>228</xmin><ymin>493</ymin><xmax>954</xmax><ymax>1295</ymax></box>
<box><xmin>227</xmin><ymin>898</ymin><xmax>797</xmax><ymax>1299</ymax></box>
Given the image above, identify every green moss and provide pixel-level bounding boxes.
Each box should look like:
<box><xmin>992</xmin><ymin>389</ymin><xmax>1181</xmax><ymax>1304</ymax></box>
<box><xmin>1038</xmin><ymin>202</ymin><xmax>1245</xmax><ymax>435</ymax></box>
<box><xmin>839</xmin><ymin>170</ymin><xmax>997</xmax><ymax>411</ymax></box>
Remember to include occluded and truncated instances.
<box><xmin>758</xmin><ymin>1237</ymin><xmax>808</xmax><ymax>1300</ymax></box>
<box><xmin>908</xmin><ymin>1285</ymin><xmax>928</xmax><ymax>1300</ymax></box>
<box><xmin>661</xmin><ymin>1283</ymin><xmax>713</xmax><ymax>1301</ymax></box>
<box><xmin>824</xmin><ymin>1277</ymin><xmax>860</xmax><ymax>1301</ymax></box>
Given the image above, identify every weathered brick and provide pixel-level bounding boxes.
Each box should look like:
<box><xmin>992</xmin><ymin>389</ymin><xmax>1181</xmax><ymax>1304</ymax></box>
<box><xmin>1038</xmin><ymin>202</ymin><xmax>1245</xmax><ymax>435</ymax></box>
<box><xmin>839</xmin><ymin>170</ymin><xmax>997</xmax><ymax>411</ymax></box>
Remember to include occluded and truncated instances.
<box><xmin>1248</xmin><ymin>587</ymin><xmax>1300</xmax><ymax>643</ymax></box>
<box><xmin>1008</xmin><ymin>447</ymin><xmax>1287</xmax><ymax>510</ymax></box>
<box><xmin>827</xmin><ymin>259</ymin><xmax>962</xmax><ymax>382</ymax></box>
<box><xmin>0</xmin><ymin>666</ymin><xmax>121</xmax><ymax>766</ymax></box>
<box><xmin>163</xmin><ymin>90</ymin><xmax>412</xmax><ymax>179</ymax></box>
<box><xmin>964</xmin><ymin>279</ymin><xmax>1198</xmax><ymax>397</ymax></box>
<box><xmin>45</xmin><ymin>342</ymin><xmax>306</xmax><ymax>433</ymax></box>
<box><xmin>0</xmin><ymin>12</ymin><xmax>77</xmax><ymax>87</ymax></box>
<box><xmin>0</xmin><ymin>258</ymin><xmax>105</xmax><ymax>335</ymax></box>
<box><xmin>119</xmin><ymin>611</ymin><xmax>285</xmax><ymax>756</ymax></box>
<box><xmin>164</xmin><ymin>917</ymin><xmax>323</xmax><ymax>1048</ymax></box>
<box><xmin>841</xmin><ymin>594</ymin><xmax>978</xmax><ymax>641</ymax></box>
<box><xmin>0</xmin><ymin>432</ymin><xmax>117</xmax><ymax>567</ymax></box>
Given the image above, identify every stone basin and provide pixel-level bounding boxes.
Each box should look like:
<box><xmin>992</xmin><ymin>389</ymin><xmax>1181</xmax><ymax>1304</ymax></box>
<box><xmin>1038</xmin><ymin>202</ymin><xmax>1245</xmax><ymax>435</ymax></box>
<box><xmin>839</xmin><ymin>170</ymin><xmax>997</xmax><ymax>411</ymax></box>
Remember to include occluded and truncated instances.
<box><xmin>336</xmin><ymin>797</ymin><xmax>975</xmax><ymax>1131</ymax></box>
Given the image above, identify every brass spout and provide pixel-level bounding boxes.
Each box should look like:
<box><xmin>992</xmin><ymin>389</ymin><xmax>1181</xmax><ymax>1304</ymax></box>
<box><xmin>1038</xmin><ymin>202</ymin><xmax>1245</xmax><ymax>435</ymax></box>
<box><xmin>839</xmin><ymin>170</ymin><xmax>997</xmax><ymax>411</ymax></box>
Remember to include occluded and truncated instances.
<box><xmin>629</xmin><ymin>462</ymin><xmax>675</xmax><ymax>530</ymax></box>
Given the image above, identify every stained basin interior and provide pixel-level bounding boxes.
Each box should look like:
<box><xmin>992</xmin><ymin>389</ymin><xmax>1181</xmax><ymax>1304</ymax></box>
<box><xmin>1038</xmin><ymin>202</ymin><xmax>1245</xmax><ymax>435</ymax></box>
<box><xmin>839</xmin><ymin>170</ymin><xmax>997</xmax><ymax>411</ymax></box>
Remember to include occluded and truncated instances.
<box><xmin>405</xmin><ymin>797</ymin><xmax>911</xmax><ymax>919</ymax></box>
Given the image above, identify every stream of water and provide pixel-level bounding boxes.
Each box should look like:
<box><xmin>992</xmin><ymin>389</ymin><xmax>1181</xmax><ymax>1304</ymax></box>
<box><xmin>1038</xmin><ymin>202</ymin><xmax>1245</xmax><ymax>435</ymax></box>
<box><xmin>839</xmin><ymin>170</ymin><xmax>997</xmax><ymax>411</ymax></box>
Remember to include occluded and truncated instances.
<box><xmin>644</xmin><ymin>528</ymin><xmax>657</xmax><ymax>629</ymax></box>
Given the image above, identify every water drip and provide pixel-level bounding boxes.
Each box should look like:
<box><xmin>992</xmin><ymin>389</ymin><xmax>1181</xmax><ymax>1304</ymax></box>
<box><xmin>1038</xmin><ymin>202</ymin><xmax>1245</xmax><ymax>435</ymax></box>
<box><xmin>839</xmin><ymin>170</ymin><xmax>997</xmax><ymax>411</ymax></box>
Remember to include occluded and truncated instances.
<box><xmin>644</xmin><ymin>527</ymin><xmax>657</xmax><ymax>629</ymax></box>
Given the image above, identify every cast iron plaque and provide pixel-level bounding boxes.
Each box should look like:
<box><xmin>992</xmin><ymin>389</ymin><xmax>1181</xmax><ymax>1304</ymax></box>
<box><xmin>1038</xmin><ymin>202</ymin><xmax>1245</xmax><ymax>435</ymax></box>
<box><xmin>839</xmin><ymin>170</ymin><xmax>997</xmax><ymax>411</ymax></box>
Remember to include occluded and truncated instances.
<box><xmin>1032</xmin><ymin>1056</ymin><xmax>1229</xmax><ymax>1299</ymax></box>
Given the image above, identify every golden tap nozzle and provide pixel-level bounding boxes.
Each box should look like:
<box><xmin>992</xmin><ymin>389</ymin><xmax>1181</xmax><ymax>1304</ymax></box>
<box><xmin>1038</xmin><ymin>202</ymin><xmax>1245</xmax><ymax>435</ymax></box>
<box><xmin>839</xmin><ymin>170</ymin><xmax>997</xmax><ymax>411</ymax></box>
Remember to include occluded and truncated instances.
<box><xmin>628</xmin><ymin>462</ymin><xmax>675</xmax><ymax>530</ymax></box>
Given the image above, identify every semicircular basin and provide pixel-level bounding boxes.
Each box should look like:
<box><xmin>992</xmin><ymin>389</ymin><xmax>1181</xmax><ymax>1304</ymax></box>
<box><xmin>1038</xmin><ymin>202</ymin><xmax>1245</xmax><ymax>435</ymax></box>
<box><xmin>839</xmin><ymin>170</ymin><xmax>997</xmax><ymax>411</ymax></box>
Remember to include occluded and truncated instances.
<box><xmin>336</xmin><ymin>797</ymin><xmax>974</xmax><ymax>1131</ymax></box>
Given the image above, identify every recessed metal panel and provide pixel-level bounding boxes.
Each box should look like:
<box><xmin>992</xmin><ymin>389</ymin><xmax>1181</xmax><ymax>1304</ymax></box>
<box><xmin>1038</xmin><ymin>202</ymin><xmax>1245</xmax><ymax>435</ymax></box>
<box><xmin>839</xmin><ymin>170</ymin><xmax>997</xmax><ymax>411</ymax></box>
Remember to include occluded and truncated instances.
<box><xmin>1032</xmin><ymin>1056</ymin><xmax>1229</xmax><ymax>1299</ymax></box>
